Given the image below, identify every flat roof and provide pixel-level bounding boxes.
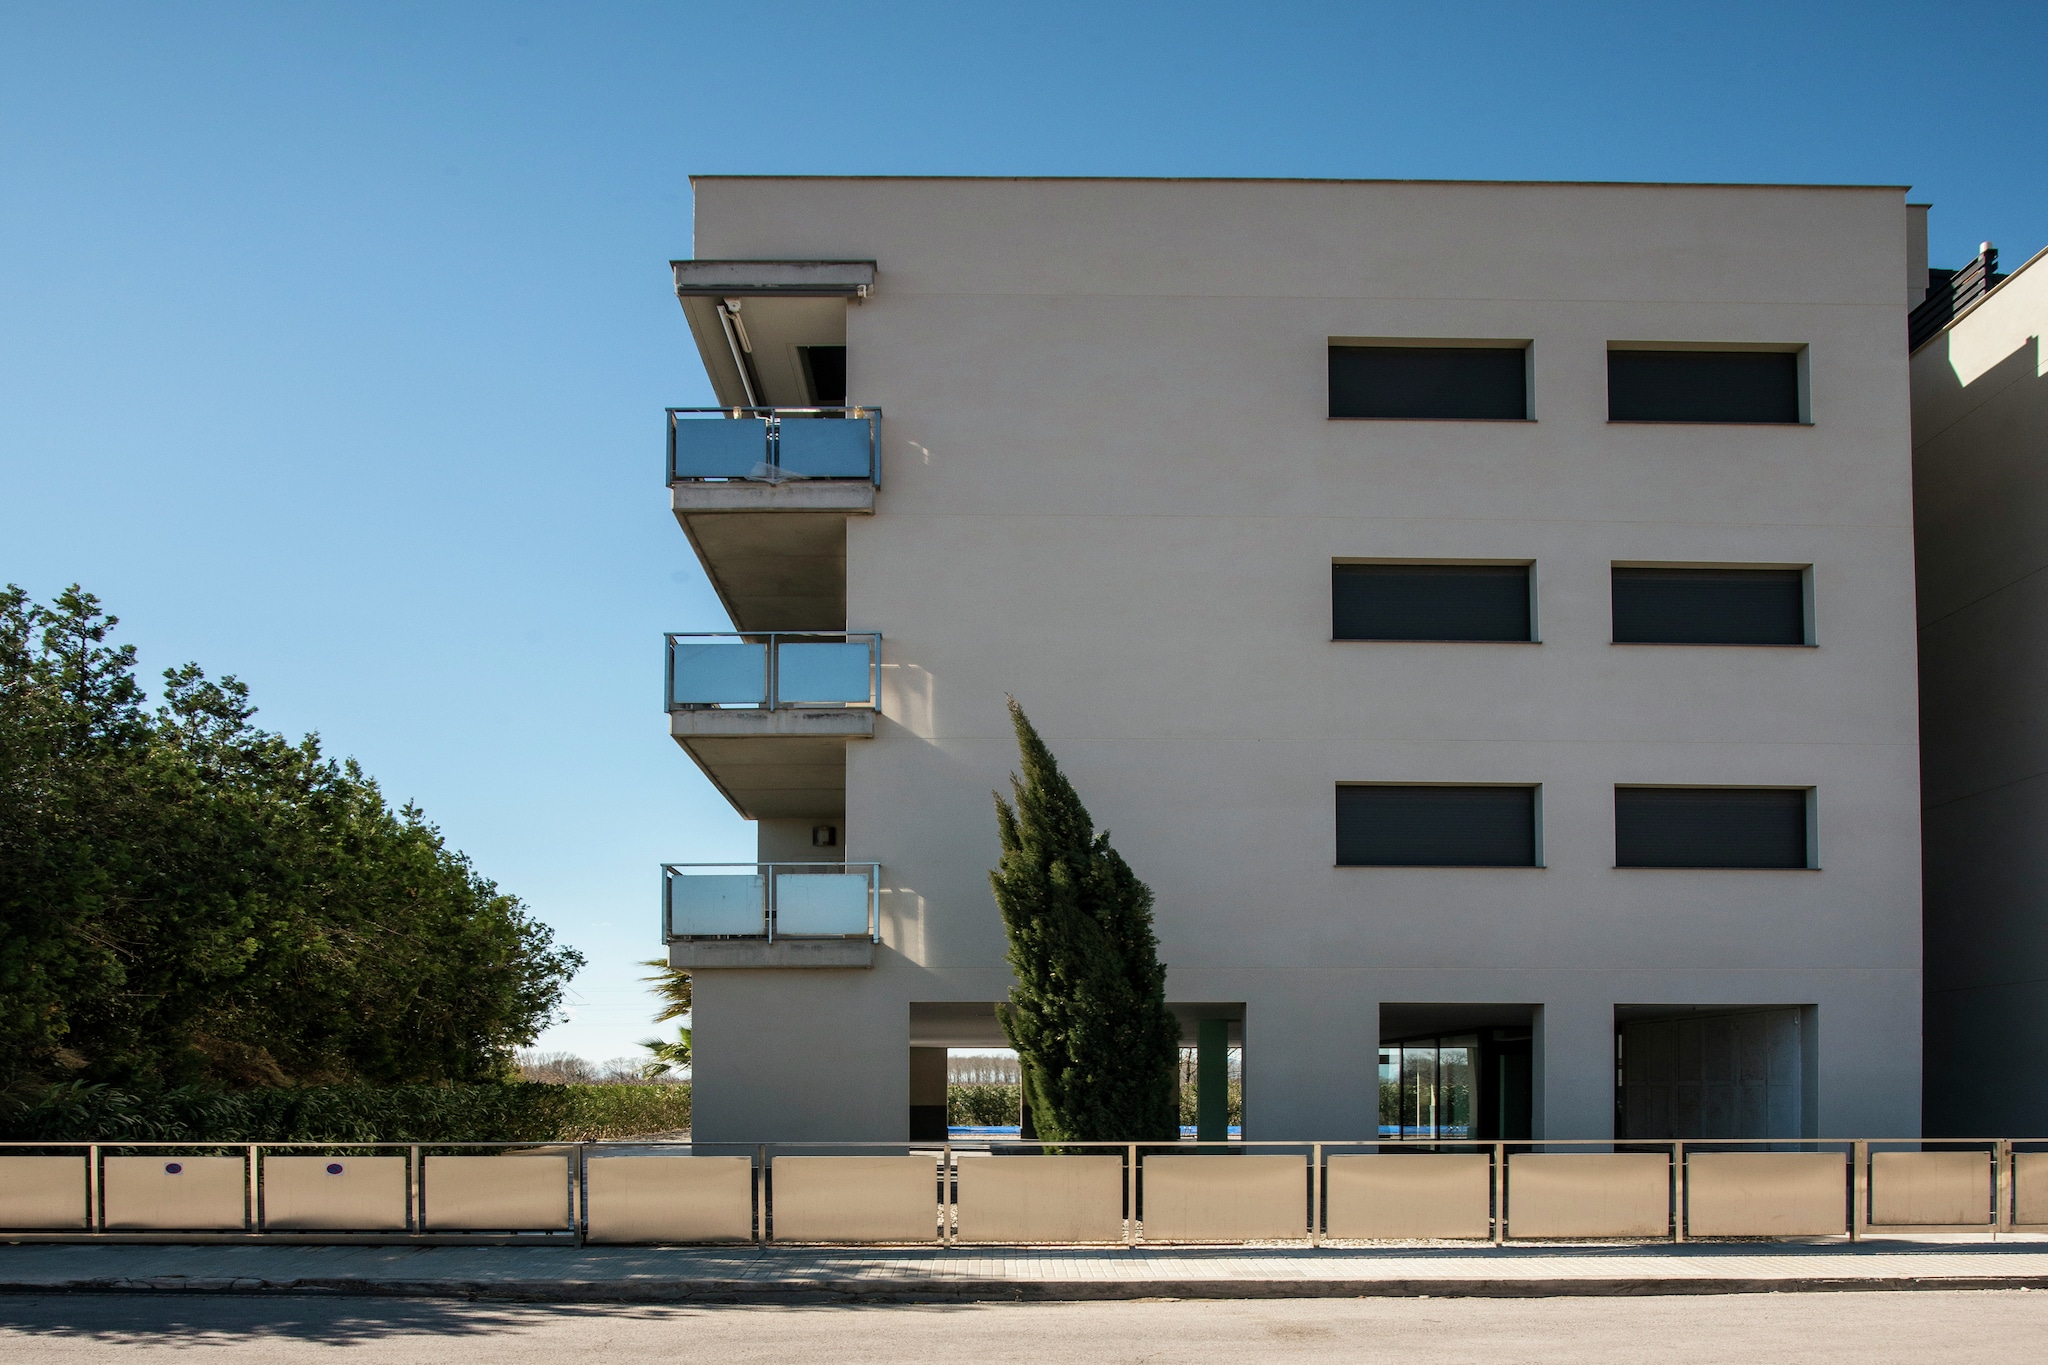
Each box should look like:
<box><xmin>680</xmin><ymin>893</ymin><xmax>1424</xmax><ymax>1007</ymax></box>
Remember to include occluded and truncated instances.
<box><xmin>689</xmin><ymin>174</ymin><xmax>1912</xmax><ymax>192</ymax></box>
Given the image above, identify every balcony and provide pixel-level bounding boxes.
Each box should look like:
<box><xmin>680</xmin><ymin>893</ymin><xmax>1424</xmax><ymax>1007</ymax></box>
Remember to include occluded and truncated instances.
<box><xmin>666</xmin><ymin>632</ymin><xmax>877</xmax><ymax>820</ymax></box>
<box><xmin>667</xmin><ymin>408</ymin><xmax>878</xmax><ymax>633</ymax></box>
<box><xmin>664</xmin><ymin>861</ymin><xmax>879</xmax><ymax>969</ymax></box>
<box><xmin>669</xmin><ymin>408</ymin><xmax>879</xmax><ymax>486</ymax></box>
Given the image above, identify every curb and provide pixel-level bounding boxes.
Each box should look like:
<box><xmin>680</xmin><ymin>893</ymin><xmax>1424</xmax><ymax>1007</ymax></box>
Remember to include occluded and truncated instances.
<box><xmin>5</xmin><ymin>1275</ymin><xmax>2047</xmax><ymax>1303</ymax></box>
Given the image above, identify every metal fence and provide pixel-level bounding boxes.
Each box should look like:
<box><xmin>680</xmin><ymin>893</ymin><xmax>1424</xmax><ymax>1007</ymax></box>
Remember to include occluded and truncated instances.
<box><xmin>665</xmin><ymin>632</ymin><xmax>880</xmax><ymax>711</ymax></box>
<box><xmin>667</xmin><ymin>407</ymin><xmax>880</xmax><ymax>484</ymax></box>
<box><xmin>5</xmin><ymin>1137</ymin><xmax>2046</xmax><ymax>1246</ymax></box>
<box><xmin>663</xmin><ymin>862</ymin><xmax>882</xmax><ymax>942</ymax></box>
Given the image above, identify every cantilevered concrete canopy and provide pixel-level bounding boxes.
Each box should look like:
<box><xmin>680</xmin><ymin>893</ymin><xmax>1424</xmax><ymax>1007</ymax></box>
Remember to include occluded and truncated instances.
<box><xmin>670</xmin><ymin>709</ymin><xmax>873</xmax><ymax>820</ymax></box>
<box><xmin>672</xmin><ymin>500</ymin><xmax>866</xmax><ymax>635</ymax></box>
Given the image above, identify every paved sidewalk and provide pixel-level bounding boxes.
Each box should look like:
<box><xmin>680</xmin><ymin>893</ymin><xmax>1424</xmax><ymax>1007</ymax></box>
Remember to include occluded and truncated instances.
<box><xmin>5</xmin><ymin>1237</ymin><xmax>2048</xmax><ymax>1302</ymax></box>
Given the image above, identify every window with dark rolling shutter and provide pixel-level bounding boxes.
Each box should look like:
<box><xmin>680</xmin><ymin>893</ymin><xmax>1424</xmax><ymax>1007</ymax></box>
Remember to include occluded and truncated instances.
<box><xmin>1329</xmin><ymin>346</ymin><xmax>1529</xmax><ymax>420</ymax></box>
<box><xmin>1607</xmin><ymin>349</ymin><xmax>1801</xmax><ymax>424</ymax></box>
<box><xmin>1337</xmin><ymin>786</ymin><xmax>1538</xmax><ymax>867</ymax></box>
<box><xmin>1614</xmin><ymin>788</ymin><xmax>1810</xmax><ymax>869</ymax></box>
<box><xmin>1334</xmin><ymin>564</ymin><xmax>1532</xmax><ymax>641</ymax></box>
<box><xmin>1612</xmin><ymin>568</ymin><xmax>1806</xmax><ymax>645</ymax></box>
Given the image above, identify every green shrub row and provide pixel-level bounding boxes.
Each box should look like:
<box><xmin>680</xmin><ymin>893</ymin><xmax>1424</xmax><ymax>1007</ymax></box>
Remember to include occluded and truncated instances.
<box><xmin>0</xmin><ymin>1081</ymin><xmax>690</xmax><ymax>1144</ymax></box>
<box><xmin>947</xmin><ymin>1082</ymin><xmax>1020</xmax><ymax>1127</ymax></box>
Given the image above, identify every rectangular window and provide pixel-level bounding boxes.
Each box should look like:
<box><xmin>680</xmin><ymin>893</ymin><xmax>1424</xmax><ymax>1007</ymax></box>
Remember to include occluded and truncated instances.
<box><xmin>1607</xmin><ymin>349</ymin><xmax>1801</xmax><ymax>424</ymax></box>
<box><xmin>1611</xmin><ymin>567</ymin><xmax>1806</xmax><ymax>645</ymax></box>
<box><xmin>1614</xmin><ymin>788</ymin><xmax>1810</xmax><ymax>869</ymax></box>
<box><xmin>1338</xmin><ymin>785</ymin><xmax>1538</xmax><ymax>867</ymax></box>
<box><xmin>1329</xmin><ymin>345</ymin><xmax>1528</xmax><ymax>420</ymax></box>
<box><xmin>1334</xmin><ymin>564</ymin><xmax>1532</xmax><ymax>642</ymax></box>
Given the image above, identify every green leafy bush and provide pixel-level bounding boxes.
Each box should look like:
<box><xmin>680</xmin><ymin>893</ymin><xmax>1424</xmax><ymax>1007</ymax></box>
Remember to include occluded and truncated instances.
<box><xmin>0</xmin><ymin>1081</ymin><xmax>689</xmax><ymax>1144</ymax></box>
<box><xmin>0</xmin><ymin>587</ymin><xmax>582</xmax><ymax>1090</ymax></box>
<box><xmin>947</xmin><ymin>1083</ymin><xmax>1020</xmax><ymax>1127</ymax></box>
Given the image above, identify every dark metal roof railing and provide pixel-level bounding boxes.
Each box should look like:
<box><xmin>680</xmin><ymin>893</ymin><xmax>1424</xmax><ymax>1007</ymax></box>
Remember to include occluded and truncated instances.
<box><xmin>1910</xmin><ymin>243</ymin><xmax>2006</xmax><ymax>351</ymax></box>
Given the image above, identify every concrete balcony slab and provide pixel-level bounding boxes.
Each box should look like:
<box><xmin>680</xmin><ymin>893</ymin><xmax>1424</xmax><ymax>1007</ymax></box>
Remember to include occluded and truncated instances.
<box><xmin>667</xmin><ymin>939</ymin><xmax>875</xmax><ymax>970</ymax></box>
<box><xmin>670</xmin><ymin>710</ymin><xmax>873</xmax><ymax>820</ymax></box>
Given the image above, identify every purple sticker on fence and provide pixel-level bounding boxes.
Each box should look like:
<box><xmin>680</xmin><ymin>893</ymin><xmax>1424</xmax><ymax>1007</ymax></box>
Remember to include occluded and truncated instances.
<box><xmin>164</xmin><ymin>1162</ymin><xmax>182</xmax><ymax>1174</ymax></box>
<box><xmin>327</xmin><ymin>1163</ymin><xmax>345</xmax><ymax>1175</ymax></box>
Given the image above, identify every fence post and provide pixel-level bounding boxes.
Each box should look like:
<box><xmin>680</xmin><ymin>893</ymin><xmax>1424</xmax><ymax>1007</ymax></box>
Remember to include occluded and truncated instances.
<box><xmin>1996</xmin><ymin>1139</ymin><xmax>2013</xmax><ymax>1235</ymax></box>
<box><xmin>573</xmin><ymin>1143</ymin><xmax>585</xmax><ymax>1248</ymax></box>
<box><xmin>1851</xmin><ymin>1140</ymin><xmax>1869</xmax><ymax>1241</ymax></box>
<box><xmin>247</xmin><ymin>1145</ymin><xmax>260</xmax><ymax>1234</ymax></box>
<box><xmin>87</xmin><ymin>1144</ymin><xmax>100</xmax><ymax>1233</ymax></box>
<box><xmin>1310</xmin><ymin>1143</ymin><xmax>1323</xmax><ymax>1247</ymax></box>
<box><xmin>1492</xmin><ymin>1141</ymin><xmax>1506</xmax><ymax>1245</ymax></box>
<box><xmin>1125</xmin><ymin>1142</ymin><xmax>1138</xmax><ymax>1247</ymax></box>
<box><xmin>756</xmin><ymin>1144</ymin><xmax>769</xmax><ymax>1246</ymax></box>
<box><xmin>941</xmin><ymin>1141</ymin><xmax>953</xmax><ymax>1248</ymax></box>
<box><xmin>409</xmin><ymin>1145</ymin><xmax>421</xmax><ymax>1234</ymax></box>
<box><xmin>1669</xmin><ymin>1141</ymin><xmax>1684</xmax><ymax>1243</ymax></box>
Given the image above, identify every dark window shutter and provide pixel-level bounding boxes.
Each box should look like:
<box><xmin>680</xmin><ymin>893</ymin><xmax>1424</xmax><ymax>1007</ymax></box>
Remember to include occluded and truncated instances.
<box><xmin>1607</xmin><ymin>350</ymin><xmax>1800</xmax><ymax>424</ymax></box>
<box><xmin>1612</xmin><ymin>568</ymin><xmax>1805</xmax><ymax>644</ymax></box>
<box><xmin>1338</xmin><ymin>786</ymin><xmax>1537</xmax><ymax>867</ymax></box>
<box><xmin>1330</xmin><ymin>346</ymin><xmax>1528</xmax><ymax>420</ymax></box>
<box><xmin>1334</xmin><ymin>564</ymin><xmax>1531</xmax><ymax>641</ymax></box>
<box><xmin>1614</xmin><ymin>788</ymin><xmax>1808</xmax><ymax>868</ymax></box>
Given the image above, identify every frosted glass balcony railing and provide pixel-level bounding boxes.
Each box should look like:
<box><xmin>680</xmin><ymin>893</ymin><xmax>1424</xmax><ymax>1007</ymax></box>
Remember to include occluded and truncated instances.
<box><xmin>667</xmin><ymin>408</ymin><xmax>880</xmax><ymax>484</ymax></box>
<box><xmin>665</xmin><ymin>633</ymin><xmax>879</xmax><ymax>711</ymax></box>
<box><xmin>662</xmin><ymin>862</ymin><xmax>880</xmax><ymax>940</ymax></box>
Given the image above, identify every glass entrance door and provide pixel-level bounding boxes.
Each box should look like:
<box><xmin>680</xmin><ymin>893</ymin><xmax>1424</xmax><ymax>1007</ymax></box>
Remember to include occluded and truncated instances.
<box><xmin>1379</xmin><ymin>1035</ymin><xmax>1476</xmax><ymax>1139</ymax></box>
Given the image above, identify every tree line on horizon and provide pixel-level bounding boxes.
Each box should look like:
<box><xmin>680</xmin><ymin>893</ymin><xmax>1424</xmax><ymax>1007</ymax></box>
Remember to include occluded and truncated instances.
<box><xmin>0</xmin><ymin>585</ymin><xmax>582</xmax><ymax>1098</ymax></box>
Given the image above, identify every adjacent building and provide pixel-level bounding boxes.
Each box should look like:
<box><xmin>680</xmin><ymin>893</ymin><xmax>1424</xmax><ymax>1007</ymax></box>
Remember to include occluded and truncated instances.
<box><xmin>1912</xmin><ymin>241</ymin><xmax>2048</xmax><ymax>1137</ymax></box>
<box><xmin>659</xmin><ymin>177</ymin><xmax>1927</xmax><ymax>1143</ymax></box>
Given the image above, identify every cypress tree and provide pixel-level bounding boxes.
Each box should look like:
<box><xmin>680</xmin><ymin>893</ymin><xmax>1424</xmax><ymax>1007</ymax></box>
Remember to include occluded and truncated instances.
<box><xmin>990</xmin><ymin>699</ymin><xmax>1181</xmax><ymax>1142</ymax></box>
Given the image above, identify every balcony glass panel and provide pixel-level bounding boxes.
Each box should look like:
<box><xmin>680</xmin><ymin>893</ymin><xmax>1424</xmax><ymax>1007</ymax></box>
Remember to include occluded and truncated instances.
<box><xmin>668</xmin><ymin>873</ymin><xmax>766</xmax><ymax>937</ymax></box>
<box><xmin>774</xmin><ymin>641</ymin><xmax>872</xmax><ymax>705</ymax></box>
<box><xmin>773</xmin><ymin>871</ymin><xmax>871</xmax><ymax>936</ymax></box>
<box><xmin>673</xmin><ymin>417</ymin><xmax>770</xmax><ymax>478</ymax></box>
<box><xmin>671</xmin><ymin>641</ymin><xmax>768</xmax><ymax>707</ymax></box>
<box><xmin>775</xmin><ymin>418</ymin><xmax>871</xmax><ymax>478</ymax></box>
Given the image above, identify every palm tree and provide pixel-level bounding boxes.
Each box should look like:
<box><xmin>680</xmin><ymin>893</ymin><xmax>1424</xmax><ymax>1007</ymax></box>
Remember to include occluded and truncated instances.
<box><xmin>637</xmin><ymin>960</ymin><xmax>692</xmax><ymax>1078</ymax></box>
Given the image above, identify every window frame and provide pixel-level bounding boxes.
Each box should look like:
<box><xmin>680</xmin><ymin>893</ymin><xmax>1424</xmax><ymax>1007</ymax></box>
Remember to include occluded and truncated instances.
<box><xmin>1608</xmin><ymin>562</ymin><xmax>1815</xmax><ymax>648</ymax></box>
<box><xmin>1328</xmin><ymin>338</ymin><xmax>1535</xmax><ymax>423</ymax></box>
<box><xmin>1331</xmin><ymin>559</ymin><xmax>1541</xmax><ymax>644</ymax></box>
<box><xmin>1612</xmin><ymin>784</ymin><xmax>1818</xmax><ymax>871</ymax></box>
<box><xmin>1336</xmin><ymin>782</ymin><xmax>1545</xmax><ymax>869</ymax></box>
<box><xmin>1605</xmin><ymin>341</ymin><xmax>1810</xmax><ymax>426</ymax></box>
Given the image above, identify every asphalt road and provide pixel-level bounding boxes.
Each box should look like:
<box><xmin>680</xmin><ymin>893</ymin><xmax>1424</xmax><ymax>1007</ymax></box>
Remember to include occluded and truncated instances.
<box><xmin>0</xmin><ymin>1290</ymin><xmax>2041</xmax><ymax>1363</ymax></box>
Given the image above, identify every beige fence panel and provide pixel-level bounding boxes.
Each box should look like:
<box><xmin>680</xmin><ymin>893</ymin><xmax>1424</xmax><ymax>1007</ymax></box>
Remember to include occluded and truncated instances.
<box><xmin>422</xmin><ymin>1155</ymin><xmax>570</xmax><ymax>1231</ymax></box>
<box><xmin>585</xmin><ymin>1156</ymin><xmax>754</xmax><ymax>1243</ymax></box>
<box><xmin>103</xmin><ymin>1156</ymin><xmax>247</xmax><ymax>1230</ymax></box>
<box><xmin>1140</xmin><ymin>1155</ymin><xmax>1307</xmax><ymax>1242</ymax></box>
<box><xmin>1324</xmin><ymin>1154</ymin><xmax>1491</xmax><ymax>1239</ymax></box>
<box><xmin>261</xmin><ymin>1156</ymin><xmax>408</xmax><ymax>1231</ymax></box>
<box><xmin>0</xmin><ymin>1157</ymin><xmax>89</xmax><ymax>1230</ymax></box>
<box><xmin>2015</xmin><ymin>1153</ymin><xmax>2048</xmax><ymax>1227</ymax></box>
<box><xmin>1869</xmin><ymin>1151</ymin><xmax>1990</xmax><ymax>1226</ymax></box>
<box><xmin>770</xmin><ymin>1156</ymin><xmax>938</xmax><ymax>1242</ymax></box>
<box><xmin>1508</xmin><ymin>1153</ymin><xmax>1668</xmax><ymax>1238</ymax></box>
<box><xmin>1685</xmin><ymin>1152</ymin><xmax>1845</xmax><ymax>1237</ymax></box>
<box><xmin>954</xmin><ymin>1155</ymin><xmax>1123</xmax><ymax>1243</ymax></box>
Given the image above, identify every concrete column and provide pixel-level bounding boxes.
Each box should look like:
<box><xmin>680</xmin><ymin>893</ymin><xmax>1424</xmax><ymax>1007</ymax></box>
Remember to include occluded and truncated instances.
<box><xmin>1195</xmin><ymin>1019</ymin><xmax>1229</xmax><ymax>1143</ymax></box>
<box><xmin>908</xmin><ymin>1046</ymin><xmax>948</xmax><ymax>1141</ymax></box>
<box><xmin>1534</xmin><ymin>998</ymin><xmax>1614</xmax><ymax>1141</ymax></box>
<box><xmin>1239</xmin><ymin>980</ymin><xmax>1377</xmax><ymax>1139</ymax></box>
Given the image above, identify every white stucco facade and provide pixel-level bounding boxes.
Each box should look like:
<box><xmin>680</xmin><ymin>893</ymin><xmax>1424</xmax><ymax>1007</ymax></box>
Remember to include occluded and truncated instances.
<box><xmin>1912</xmin><ymin>245</ymin><xmax>2048</xmax><ymax>1136</ymax></box>
<box><xmin>669</xmin><ymin>177</ymin><xmax>1925</xmax><ymax>1143</ymax></box>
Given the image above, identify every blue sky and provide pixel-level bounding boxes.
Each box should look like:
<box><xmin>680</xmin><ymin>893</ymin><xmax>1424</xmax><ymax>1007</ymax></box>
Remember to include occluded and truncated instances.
<box><xmin>2</xmin><ymin>1</ymin><xmax>2043</xmax><ymax>1064</ymax></box>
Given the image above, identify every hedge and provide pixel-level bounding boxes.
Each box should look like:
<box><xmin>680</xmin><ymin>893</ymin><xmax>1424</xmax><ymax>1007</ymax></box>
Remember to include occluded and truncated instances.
<box><xmin>0</xmin><ymin>1081</ymin><xmax>691</xmax><ymax>1144</ymax></box>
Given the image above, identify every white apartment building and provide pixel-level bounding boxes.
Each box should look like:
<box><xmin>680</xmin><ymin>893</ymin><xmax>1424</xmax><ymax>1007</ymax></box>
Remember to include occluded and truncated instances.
<box><xmin>659</xmin><ymin>177</ymin><xmax>1925</xmax><ymax>1144</ymax></box>
<box><xmin>1912</xmin><ymin>241</ymin><xmax>2048</xmax><ymax>1137</ymax></box>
